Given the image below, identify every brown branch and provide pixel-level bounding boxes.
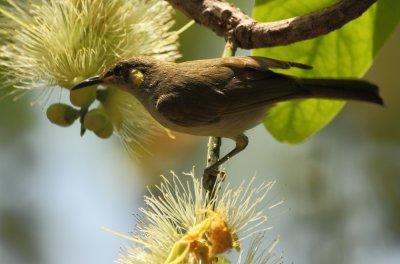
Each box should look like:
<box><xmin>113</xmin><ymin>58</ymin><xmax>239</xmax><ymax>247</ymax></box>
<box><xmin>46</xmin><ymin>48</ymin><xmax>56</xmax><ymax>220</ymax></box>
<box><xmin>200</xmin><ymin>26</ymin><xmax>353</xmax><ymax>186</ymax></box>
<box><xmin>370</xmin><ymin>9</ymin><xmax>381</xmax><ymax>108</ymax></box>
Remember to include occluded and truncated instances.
<box><xmin>166</xmin><ymin>0</ymin><xmax>377</xmax><ymax>49</ymax></box>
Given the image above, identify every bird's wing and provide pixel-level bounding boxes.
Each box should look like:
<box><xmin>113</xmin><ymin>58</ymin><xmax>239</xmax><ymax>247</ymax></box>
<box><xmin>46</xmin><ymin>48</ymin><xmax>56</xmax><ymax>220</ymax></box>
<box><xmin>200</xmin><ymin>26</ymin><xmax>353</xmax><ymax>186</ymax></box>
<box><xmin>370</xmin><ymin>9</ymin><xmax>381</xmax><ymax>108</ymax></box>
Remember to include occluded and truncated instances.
<box><xmin>155</xmin><ymin>86</ymin><xmax>223</xmax><ymax>127</ymax></box>
<box><xmin>178</xmin><ymin>56</ymin><xmax>312</xmax><ymax>72</ymax></box>
<box><xmin>219</xmin><ymin>70</ymin><xmax>310</xmax><ymax>115</ymax></box>
<box><xmin>220</xmin><ymin>56</ymin><xmax>313</xmax><ymax>71</ymax></box>
<box><xmin>155</xmin><ymin>57</ymin><xmax>312</xmax><ymax>126</ymax></box>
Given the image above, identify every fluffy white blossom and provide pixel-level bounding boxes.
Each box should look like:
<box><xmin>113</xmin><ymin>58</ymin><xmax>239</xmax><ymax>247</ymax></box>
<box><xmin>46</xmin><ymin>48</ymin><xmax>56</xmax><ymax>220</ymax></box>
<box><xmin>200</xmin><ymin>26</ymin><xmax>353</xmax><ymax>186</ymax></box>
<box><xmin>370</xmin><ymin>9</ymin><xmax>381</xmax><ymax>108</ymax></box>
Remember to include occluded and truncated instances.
<box><xmin>0</xmin><ymin>0</ymin><xmax>182</xmax><ymax>155</ymax></box>
<box><xmin>0</xmin><ymin>0</ymin><xmax>179</xmax><ymax>91</ymax></box>
<box><xmin>115</xmin><ymin>170</ymin><xmax>282</xmax><ymax>264</ymax></box>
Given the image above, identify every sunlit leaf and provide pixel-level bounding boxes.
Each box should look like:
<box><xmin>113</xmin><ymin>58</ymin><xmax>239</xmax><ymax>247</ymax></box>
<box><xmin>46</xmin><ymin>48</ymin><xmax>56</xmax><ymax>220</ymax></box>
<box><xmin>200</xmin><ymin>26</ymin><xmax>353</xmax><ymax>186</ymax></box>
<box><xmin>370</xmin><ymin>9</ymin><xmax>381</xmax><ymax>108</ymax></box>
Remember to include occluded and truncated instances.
<box><xmin>253</xmin><ymin>0</ymin><xmax>400</xmax><ymax>143</ymax></box>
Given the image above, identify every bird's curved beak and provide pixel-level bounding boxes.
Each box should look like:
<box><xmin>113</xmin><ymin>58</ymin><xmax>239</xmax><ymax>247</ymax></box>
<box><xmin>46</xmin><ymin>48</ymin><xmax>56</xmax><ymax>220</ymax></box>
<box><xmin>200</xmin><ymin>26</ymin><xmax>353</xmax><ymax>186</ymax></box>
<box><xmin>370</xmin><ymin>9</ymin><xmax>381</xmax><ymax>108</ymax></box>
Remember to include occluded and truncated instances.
<box><xmin>71</xmin><ymin>75</ymin><xmax>103</xmax><ymax>90</ymax></box>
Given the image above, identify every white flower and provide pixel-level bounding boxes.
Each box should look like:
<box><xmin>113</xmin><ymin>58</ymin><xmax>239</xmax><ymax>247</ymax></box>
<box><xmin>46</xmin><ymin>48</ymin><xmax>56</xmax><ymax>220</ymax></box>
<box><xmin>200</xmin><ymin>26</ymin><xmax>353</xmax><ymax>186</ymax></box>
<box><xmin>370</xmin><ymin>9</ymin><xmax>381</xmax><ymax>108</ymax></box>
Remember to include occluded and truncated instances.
<box><xmin>236</xmin><ymin>234</ymin><xmax>282</xmax><ymax>264</ymax></box>
<box><xmin>0</xmin><ymin>0</ymin><xmax>182</xmax><ymax>155</ymax></box>
<box><xmin>0</xmin><ymin>0</ymin><xmax>179</xmax><ymax>92</ymax></box>
<box><xmin>114</xmin><ymin>170</ymin><xmax>282</xmax><ymax>263</ymax></box>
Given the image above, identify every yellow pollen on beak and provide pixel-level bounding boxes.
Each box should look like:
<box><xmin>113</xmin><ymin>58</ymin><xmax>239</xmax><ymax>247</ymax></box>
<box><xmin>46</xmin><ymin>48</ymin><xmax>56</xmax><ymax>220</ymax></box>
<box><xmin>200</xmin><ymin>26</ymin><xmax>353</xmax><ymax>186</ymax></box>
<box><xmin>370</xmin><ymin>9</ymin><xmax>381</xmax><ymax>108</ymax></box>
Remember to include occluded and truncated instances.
<box><xmin>130</xmin><ymin>69</ymin><xmax>144</xmax><ymax>88</ymax></box>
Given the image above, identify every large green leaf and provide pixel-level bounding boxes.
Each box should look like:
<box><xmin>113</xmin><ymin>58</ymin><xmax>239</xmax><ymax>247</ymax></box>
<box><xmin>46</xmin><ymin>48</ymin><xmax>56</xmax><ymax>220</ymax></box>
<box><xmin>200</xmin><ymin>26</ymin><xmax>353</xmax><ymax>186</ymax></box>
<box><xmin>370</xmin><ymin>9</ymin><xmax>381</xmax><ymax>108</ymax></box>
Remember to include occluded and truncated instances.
<box><xmin>253</xmin><ymin>0</ymin><xmax>399</xmax><ymax>143</ymax></box>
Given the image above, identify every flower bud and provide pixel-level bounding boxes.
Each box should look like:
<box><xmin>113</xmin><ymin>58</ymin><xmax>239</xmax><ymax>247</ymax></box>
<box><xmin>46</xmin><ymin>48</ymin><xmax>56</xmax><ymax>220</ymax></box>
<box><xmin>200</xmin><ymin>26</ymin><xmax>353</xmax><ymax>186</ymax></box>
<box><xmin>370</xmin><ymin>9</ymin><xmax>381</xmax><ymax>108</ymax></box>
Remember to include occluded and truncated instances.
<box><xmin>83</xmin><ymin>108</ymin><xmax>113</xmax><ymax>138</ymax></box>
<box><xmin>46</xmin><ymin>103</ymin><xmax>79</xmax><ymax>127</ymax></box>
<box><xmin>69</xmin><ymin>86</ymin><xmax>97</xmax><ymax>108</ymax></box>
<box><xmin>94</xmin><ymin>121</ymin><xmax>113</xmax><ymax>139</ymax></box>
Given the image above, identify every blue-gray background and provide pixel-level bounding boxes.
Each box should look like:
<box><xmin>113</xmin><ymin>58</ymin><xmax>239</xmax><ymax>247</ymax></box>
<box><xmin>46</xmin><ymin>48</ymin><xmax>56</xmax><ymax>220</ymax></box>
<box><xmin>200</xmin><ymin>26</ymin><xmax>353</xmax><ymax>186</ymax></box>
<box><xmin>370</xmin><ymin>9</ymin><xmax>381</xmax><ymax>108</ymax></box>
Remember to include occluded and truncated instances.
<box><xmin>1</xmin><ymin>1</ymin><xmax>399</xmax><ymax>263</ymax></box>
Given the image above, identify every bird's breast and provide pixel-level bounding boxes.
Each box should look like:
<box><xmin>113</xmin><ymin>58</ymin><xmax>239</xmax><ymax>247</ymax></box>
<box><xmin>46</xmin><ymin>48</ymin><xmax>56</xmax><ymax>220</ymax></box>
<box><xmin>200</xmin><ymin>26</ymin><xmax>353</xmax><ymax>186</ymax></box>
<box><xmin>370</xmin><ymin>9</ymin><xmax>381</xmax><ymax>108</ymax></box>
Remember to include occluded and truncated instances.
<box><xmin>148</xmin><ymin>104</ymin><xmax>269</xmax><ymax>139</ymax></box>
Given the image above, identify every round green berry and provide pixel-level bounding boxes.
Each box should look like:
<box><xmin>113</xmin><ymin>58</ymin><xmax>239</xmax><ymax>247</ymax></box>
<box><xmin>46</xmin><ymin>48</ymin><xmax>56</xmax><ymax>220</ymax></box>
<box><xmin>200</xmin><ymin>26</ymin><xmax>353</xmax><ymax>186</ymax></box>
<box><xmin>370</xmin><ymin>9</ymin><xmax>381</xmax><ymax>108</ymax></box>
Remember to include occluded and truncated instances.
<box><xmin>69</xmin><ymin>86</ymin><xmax>97</xmax><ymax>108</ymax></box>
<box><xmin>83</xmin><ymin>108</ymin><xmax>109</xmax><ymax>132</ymax></box>
<box><xmin>94</xmin><ymin>121</ymin><xmax>113</xmax><ymax>139</ymax></box>
<box><xmin>46</xmin><ymin>103</ymin><xmax>79</xmax><ymax>127</ymax></box>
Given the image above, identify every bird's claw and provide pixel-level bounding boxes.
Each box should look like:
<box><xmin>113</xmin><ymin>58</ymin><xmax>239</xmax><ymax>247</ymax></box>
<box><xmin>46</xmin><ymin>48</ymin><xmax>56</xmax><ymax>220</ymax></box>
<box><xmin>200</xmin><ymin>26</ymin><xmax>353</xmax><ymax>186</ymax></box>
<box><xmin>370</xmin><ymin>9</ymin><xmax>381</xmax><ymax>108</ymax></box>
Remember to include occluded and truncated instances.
<box><xmin>202</xmin><ymin>167</ymin><xmax>226</xmax><ymax>192</ymax></box>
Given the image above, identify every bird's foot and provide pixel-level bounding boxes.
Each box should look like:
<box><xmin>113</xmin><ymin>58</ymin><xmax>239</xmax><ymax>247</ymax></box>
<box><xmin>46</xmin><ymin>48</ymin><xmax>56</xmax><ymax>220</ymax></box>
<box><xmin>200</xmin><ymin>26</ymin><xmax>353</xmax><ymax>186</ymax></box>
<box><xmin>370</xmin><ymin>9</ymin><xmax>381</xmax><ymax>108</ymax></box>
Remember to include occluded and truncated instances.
<box><xmin>202</xmin><ymin>167</ymin><xmax>226</xmax><ymax>193</ymax></box>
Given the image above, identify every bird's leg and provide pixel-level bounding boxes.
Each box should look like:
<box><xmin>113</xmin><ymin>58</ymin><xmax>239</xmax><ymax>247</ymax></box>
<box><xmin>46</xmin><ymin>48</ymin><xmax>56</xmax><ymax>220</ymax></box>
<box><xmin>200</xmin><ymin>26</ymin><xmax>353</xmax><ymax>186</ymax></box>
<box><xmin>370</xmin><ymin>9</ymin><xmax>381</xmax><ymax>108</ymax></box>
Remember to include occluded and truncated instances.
<box><xmin>203</xmin><ymin>134</ymin><xmax>248</xmax><ymax>191</ymax></box>
<box><xmin>208</xmin><ymin>134</ymin><xmax>249</xmax><ymax>170</ymax></box>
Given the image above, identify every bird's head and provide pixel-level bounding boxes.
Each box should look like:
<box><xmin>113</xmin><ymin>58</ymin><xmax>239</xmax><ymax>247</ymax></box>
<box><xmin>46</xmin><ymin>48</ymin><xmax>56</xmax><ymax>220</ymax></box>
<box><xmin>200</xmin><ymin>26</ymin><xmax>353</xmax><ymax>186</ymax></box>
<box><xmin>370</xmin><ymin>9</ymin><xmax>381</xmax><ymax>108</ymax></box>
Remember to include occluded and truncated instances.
<box><xmin>72</xmin><ymin>57</ymin><xmax>156</xmax><ymax>93</ymax></box>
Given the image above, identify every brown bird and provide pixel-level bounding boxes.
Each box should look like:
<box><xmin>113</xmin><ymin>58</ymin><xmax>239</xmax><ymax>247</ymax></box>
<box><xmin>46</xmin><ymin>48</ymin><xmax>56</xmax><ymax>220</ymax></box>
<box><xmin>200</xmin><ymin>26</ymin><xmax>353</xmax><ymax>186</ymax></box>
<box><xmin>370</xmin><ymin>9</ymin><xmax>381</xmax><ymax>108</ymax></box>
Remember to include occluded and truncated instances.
<box><xmin>73</xmin><ymin>56</ymin><xmax>383</xmax><ymax>180</ymax></box>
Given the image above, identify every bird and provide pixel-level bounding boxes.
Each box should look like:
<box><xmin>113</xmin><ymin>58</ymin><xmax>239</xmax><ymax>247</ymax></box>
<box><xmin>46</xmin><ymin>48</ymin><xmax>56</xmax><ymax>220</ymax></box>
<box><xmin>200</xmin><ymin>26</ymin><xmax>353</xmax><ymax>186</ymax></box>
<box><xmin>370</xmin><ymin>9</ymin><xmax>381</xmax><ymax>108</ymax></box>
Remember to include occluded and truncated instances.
<box><xmin>72</xmin><ymin>56</ymin><xmax>383</xmax><ymax>183</ymax></box>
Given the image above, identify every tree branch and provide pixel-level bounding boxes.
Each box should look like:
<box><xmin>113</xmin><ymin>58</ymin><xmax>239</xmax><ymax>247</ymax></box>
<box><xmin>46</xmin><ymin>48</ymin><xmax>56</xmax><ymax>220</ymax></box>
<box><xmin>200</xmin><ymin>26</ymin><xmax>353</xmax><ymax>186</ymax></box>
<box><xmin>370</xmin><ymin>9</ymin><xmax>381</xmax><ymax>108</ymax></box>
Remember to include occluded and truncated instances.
<box><xmin>166</xmin><ymin>0</ymin><xmax>377</xmax><ymax>49</ymax></box>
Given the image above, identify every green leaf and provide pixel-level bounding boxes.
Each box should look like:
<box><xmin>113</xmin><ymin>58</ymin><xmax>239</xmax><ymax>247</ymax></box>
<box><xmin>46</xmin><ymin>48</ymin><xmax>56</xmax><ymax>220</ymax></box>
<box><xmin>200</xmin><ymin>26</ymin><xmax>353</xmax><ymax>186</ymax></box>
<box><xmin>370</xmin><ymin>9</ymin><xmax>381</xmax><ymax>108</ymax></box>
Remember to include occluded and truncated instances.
<box><xmin>253</xmin><ymin>0</ymin><xmax>400</xmax><ymax>143</ymax></box>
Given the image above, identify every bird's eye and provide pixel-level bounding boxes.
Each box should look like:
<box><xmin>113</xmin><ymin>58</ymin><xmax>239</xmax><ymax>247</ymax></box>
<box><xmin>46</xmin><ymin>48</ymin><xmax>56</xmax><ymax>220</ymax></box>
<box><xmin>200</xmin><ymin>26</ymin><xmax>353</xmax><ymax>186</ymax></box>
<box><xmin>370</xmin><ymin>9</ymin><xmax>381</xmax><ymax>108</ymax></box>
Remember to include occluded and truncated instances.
<box><xmin>114</xmin><ymin>65</ymin><xmax>124</xmax><ymax>76</ymax></box>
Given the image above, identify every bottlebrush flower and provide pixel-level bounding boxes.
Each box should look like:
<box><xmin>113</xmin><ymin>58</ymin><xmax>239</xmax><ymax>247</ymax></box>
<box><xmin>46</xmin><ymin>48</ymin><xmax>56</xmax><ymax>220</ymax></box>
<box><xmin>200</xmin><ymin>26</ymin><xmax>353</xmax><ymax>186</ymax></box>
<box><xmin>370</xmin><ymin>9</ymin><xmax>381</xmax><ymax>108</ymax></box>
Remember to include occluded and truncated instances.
<box><xmin>0</xmin><ymin>0</ymin><xmax>181</xmax><ymax>156</ymax></box>
<box><xmin>114</xmin><ymin>170</ymin><xmax>282</xmax><ymax>264</ymax></box>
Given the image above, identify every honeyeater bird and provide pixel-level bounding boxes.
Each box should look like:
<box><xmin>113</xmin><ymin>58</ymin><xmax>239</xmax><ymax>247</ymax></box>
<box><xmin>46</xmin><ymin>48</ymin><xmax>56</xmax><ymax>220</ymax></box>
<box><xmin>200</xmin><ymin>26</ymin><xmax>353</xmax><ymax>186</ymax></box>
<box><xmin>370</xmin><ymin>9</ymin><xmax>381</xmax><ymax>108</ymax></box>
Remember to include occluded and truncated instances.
<box><xmin>72</xmin><ymin>56</ymin><xmax>383</xmax><ymax>176</ymax></box>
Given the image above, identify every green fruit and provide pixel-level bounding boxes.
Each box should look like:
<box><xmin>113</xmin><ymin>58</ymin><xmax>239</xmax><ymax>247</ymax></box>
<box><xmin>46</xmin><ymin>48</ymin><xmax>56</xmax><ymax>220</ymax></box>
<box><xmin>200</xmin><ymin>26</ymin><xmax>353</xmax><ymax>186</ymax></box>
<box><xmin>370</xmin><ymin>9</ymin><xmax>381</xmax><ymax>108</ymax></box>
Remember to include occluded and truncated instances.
<box><xmin>69</xmin><ymin>86</ymin><xmax>97</xmax><ymax>108</ymax></box>
<box><xmin>83</xmin><ymin>108</ymin><xmax>114</xmax><ymax>139</ymax></box>
<box><xmin>46</xmin><ymin>103</ymin><xmax>79</xmax><ymax>127</ymax></box>
<box><xmin>94</xmin><ymin>121</ymin><xmax>113</xmax><ymax>139</ymax></box>
<box><xmin>83</xmin><ymin>108</ymin><xmax>109</xmax><ymax>132</ymax></box>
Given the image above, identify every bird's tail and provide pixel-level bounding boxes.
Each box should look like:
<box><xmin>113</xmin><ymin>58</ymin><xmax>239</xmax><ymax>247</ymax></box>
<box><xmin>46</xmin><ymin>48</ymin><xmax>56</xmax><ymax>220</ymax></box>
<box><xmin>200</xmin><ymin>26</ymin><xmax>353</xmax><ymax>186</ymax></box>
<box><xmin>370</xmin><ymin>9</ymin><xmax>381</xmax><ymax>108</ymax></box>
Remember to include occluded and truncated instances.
<box><xmin>298</xmin><ymin>78</ymin><xmax>384</xmax><ymax>105</ymax></box>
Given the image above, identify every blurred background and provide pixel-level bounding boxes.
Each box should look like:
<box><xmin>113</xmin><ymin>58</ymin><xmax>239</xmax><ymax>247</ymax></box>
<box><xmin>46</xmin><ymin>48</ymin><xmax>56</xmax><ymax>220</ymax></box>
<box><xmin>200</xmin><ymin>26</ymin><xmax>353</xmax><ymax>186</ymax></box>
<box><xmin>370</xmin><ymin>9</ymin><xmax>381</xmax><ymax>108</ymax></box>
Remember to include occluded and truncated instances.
<box><xmin>0</xmin><ymin>1</ymin><xmax>399</xmax><ymax>263</ymax></box>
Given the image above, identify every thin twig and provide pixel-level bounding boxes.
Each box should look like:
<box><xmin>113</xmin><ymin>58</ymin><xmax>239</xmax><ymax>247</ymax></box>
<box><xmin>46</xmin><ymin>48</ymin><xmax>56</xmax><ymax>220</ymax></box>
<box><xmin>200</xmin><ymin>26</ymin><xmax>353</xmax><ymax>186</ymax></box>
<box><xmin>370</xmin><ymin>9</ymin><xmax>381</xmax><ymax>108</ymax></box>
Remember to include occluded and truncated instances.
<box><xmin>206</xmin><ymin>137</ymin><xmax>221</xmax><ymax>169</ymax></box>
<box><xmin>204</xmin><ymin>40</ymin><xmax>236</xmax><ymax>199</ymax></box>
<box><xmin>166</xmin><ymin>0</ymin><xmax>377</xmax><ymax>49</ymax></box>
